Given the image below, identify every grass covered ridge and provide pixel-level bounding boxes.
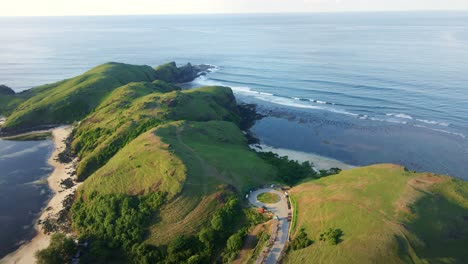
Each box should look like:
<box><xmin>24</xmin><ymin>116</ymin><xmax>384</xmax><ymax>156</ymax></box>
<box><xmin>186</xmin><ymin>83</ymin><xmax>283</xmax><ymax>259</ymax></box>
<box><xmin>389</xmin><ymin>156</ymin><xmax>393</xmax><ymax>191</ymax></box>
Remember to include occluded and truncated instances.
<box><xmin>1</xmin><ymin>63</ymin><xmax>158</xmax><ymax>132</ymax></box>
<box><xmin>287</xmin><ymin>164</ymin><xmax>468</xmax><ymax>264</ymax></box>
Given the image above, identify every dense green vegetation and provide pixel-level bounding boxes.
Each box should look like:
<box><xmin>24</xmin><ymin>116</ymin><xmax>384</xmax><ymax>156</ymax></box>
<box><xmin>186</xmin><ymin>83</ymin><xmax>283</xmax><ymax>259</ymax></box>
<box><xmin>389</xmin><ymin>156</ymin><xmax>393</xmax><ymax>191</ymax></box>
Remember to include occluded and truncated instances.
<box><xmin>35</xmin><ymin>233</ymin><xmax>77</xmax><ymax>264</ymax></box>
<box><xmin>286</xmin><ymin>164</ymin><xmax>468</xmax><ymax>264</ymax></box>
<box><xmin>71</xmin><ymin>192</ymin><xmax>165</xmax><ymax>263</ymax></box>
<box><xmin>256</xmin><ymin>151</ymin><xmax>317</xmax><ymax>184</ymax></box>
<box><xmin>319</xmin><ymin>228</ymin><xmax>343</xmax><ymax>245</ymax></box>
<box><xmin>289</xmin><ymin>228</ymin><xmax>313</xmax><ymax>251</ymax></box>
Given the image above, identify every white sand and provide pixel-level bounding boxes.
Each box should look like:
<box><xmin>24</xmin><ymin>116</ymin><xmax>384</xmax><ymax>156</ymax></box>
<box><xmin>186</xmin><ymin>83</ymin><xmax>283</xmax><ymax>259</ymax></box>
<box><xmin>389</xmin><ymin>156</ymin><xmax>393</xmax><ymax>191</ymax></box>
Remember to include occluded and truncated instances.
<box><xmin>250</xmin><ymin>144</ymin><xmax>355</xmax><ymax>171</ymax></box>
<box><xmin>1</xmin><ymin>126</ymin><xmax>80</xmax><ymax>264</ymax></box>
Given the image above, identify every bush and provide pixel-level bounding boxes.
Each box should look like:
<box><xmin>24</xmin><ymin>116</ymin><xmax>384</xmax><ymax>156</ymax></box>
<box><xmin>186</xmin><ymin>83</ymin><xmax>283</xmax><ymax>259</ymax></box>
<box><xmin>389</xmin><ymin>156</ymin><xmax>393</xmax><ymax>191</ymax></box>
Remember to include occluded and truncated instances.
<box><xmin>256</xmin><ymin>151</ymin><xmax>317</xmax><ymax>184</ymax></box>
<box><xmin>319</xmin><ymin>228</ymin><xmax>344</xmax><ymax>245</ymax></box>
<box><xmin>35</xmin><ymin>233</ymin><xmax>77</xmax><ymax>264</ymax></box>
<box><xmin>71</xmin><ymin>191</ymin><xmax>165</xmax><ymax>261</ymax></box>
<box><xmin>289</xmin><ymin>227</ymin><xmax>313</xmax><ymax>251</ymax></box>
<box><xmin>244</xmin><ymin>208</ymin><xmax>269</xmax><ymax>226</ymax></box>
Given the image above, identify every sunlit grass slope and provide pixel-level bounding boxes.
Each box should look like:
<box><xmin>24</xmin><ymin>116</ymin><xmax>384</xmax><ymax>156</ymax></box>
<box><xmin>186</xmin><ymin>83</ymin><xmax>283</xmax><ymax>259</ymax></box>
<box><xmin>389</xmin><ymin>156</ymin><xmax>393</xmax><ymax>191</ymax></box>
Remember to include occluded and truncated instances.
<box><xmin>72</xmin><ymin>84</ymin><xmax>240</xmax><ymax>181</ymax></box>
<box><xmin>146</xmin><ymin>120</ymin><xmax>276</xmax><ymax>245</ymax></box>
<box><xmin>287</xmin><ymin>164</ymin><xmax>468</xmax><ymax>264</ymax></box>
<box><xmin>1</xmin><ymin>62</ymin><xmax>158</xmax><ymax>131</ymax></box>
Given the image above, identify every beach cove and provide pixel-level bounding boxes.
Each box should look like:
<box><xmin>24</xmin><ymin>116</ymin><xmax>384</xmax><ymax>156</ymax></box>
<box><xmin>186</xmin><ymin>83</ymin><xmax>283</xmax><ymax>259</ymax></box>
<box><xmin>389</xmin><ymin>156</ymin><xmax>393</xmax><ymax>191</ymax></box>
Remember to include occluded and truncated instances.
<box><xmin>1</xmin><ymin>127</ymin><xmax>80</xmax><ymax>264</ymax></box>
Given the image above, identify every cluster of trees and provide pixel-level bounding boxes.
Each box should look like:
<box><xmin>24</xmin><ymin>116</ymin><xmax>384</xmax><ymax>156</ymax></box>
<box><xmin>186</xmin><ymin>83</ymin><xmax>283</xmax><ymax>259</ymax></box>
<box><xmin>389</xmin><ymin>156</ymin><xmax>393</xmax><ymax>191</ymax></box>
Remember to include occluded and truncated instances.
<box><xmin>70</xmin><ymin>191</ymin><xmax>165</xmax><ymax>263</ymax></box>
<box><xmin>256</xmin><ymin>151</ymin><xmax>317</xmax><ymax>184</ymax></box>
<box><xmin>289</xmin><ymin>227</ymin><xmax>313</xmax><ymax>251</ymax></box>
<box><xmin>319</xmin><ymin>228</ymin><xmax>344</xmax><ymax>245</ymax></box>
<box><xmin>65</xmin><ymin>193</ymin><xmax>259</xmax><ymax>263</ymax></box>
<box><xmin>36</xmin><ymin>233</ymin><xmax>77</xmax><ymax>264</ymax></box>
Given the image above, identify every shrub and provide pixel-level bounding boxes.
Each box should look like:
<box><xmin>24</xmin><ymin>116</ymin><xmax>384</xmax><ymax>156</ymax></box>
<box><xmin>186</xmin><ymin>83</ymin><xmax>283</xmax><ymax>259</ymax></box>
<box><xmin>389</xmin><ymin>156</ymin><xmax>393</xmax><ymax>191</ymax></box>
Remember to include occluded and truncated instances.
<box><xmin>289</xmin><ymin>227</ymin><xmax>313</xmax><ymax>251</ymax></box>
<box><xmin>256</xmin><ymin>151</ymin><xmax>317</xmax><ymax>184</ymax></box>
<box><xmin>319</xmin><ymin>228</ymin><xmax>344</xmax><ymax>245</ymax></box>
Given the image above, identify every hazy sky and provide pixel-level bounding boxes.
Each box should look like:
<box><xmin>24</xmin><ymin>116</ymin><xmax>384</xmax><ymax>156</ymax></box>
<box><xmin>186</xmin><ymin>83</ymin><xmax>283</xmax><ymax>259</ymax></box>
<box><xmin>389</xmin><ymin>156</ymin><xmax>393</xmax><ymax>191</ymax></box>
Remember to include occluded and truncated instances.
<box><xmin>1</xmin><ymin>0</ymin><xmax>468</xmax><ymax>16</ymax></box>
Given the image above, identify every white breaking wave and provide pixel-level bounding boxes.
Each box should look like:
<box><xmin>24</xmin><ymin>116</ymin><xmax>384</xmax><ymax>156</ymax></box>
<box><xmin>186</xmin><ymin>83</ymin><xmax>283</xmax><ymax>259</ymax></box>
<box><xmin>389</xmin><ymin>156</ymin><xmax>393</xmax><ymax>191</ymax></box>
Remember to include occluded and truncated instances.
<box><xmin>386</xmin><ymin>113</ymin><xmax>413</xmax><ymax>119</ymax></box>
<box><xmin>192</xmin><ymin>75</ymin><xmax>464</xmax><ymax>139</ymax></box>
<box><xmin>386</xmin><ymin>113</ymin><xmax>451</xmax><ymax>127</ymax></box>
<box><xmin>416</xmin><ymin>119</ymin><xmax>450</xmax><ymax>127</ymax></box>
<box><xmin>414</xmin><ymin>125</ymin><xmax>466</xmax><ymax>139</ymax></box>
<box><xmin>368</xmin><ymin>116</ymin><xmax>408</xmax><ymax>124</ymax></box>
<box><xmin>292</xmin><ymin>97</ymin><xmax>335</xmax><ymax>105</ymax></box>
<box><xmin>205</xmin><ymin>64</ymin><xmax>221</xmax><ymax>73</ymax></box>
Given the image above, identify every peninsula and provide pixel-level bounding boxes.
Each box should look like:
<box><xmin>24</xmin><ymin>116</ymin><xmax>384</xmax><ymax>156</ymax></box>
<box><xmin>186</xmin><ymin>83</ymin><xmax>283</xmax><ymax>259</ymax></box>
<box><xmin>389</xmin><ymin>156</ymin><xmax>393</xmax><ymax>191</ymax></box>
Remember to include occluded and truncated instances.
<box><xmin>0</xmin><ymin>62</ymin><xmax>467</xmax><ymax>264</ymax></box>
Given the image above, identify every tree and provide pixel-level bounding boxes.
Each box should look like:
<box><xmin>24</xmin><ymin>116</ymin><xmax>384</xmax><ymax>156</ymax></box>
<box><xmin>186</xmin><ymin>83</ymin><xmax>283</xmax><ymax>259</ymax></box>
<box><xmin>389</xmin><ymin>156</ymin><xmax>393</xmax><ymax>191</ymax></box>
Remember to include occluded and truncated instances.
<box><xmin>35</xmin><ymin>233</ymin><xmax>77</xmax><ymax>264</ymax></box>
<box><xmin>319</xmin><ymin>228</ymin><xmax>344</xmax><ymax>245</ymax></box>
<box><xmin>226</xmin><ymin>233</ymin><xmax>243</xmax><ymax>252</ymax></box>
<box><xmin>289</xmin><ymin>228</ymin><xmax>313</xmax><ymax>251</ymax></box>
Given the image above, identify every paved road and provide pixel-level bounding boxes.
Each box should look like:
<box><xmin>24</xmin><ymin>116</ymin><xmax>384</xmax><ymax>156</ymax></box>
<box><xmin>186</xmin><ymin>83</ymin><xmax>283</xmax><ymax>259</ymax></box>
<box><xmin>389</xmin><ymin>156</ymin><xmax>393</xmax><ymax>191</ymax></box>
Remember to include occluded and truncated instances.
<box><xmin>249</xmin><ymin>188</ymin><xmax>290</xmax><ymax>264</ymax></box>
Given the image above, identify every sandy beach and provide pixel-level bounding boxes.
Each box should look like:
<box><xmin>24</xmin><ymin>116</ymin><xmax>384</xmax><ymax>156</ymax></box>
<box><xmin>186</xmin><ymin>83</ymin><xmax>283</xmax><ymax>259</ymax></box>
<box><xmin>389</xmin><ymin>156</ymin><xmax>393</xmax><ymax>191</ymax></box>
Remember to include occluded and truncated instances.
<box><xmin>250</xmin><ymin>144</ymin><xmax>355</xmax><ymax>171</ymax></box>
<box><xmin>1</xmin><ymin>126</ymin><xmax>78</xmax><ymax>264</ymax></box>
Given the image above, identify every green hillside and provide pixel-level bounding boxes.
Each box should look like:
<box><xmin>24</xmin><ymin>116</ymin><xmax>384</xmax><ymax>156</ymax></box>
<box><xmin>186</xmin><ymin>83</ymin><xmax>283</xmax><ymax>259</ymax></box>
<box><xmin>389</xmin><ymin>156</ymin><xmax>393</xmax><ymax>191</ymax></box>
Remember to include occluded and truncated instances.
<box><xmin>1</xmin><ymin>62</ymin><xmax>157</xmax><ymax>131</ymax></box>
<box><xmin>287</xmin><ymin>164</ymin><xmax>468</xmax><ymax>264</ymax></box>
<box><xmin>0</xmin><ymin>61</ymin><xmax>204</xmax><ymax>133</ymax></box>
<box><xmin>12</xmin><ymin>62</ymin><xmax>277</xmax><ymax>263</ymax></box>
<box><xmin>72</xmin><ymin>84</ymin><xmax>241</xmax><ymax>181</ymax></box>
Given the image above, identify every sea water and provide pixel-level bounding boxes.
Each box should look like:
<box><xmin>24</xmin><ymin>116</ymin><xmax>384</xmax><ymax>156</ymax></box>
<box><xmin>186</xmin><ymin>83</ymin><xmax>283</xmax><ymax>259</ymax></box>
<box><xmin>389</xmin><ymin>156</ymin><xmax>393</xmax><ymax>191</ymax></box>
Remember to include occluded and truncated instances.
<box><xmin>0</xmin><ymin>139</ymin><xmax>53</xmax><ymax>257</ymax></box>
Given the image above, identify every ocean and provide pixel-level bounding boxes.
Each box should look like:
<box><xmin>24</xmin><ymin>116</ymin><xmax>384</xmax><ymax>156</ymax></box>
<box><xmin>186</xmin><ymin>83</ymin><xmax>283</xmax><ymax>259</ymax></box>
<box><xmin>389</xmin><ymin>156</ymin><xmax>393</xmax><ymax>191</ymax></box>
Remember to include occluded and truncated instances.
<box><xmin>1</xmin><ymin>11</ymin><xmax>468</xmax><ymax>257</ymax></box>
<box><xmin>0</xmin><ymin>139</ymin><xmax>52</xmax><ymax>257</ymax></box>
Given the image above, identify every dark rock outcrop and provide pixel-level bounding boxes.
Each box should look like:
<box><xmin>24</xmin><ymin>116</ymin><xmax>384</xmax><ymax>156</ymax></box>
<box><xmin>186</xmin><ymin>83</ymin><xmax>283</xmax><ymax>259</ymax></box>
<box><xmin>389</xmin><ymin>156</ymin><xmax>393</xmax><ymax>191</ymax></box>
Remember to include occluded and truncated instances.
<box><xmin>0</xmin><ymin>85</ymin><xmax>15</xmax><ymax>95</ymax></box>
<box><xmin>154</xmin><ymin>62</ymin><xmax>215</xmax><ymax>83</ymax></box>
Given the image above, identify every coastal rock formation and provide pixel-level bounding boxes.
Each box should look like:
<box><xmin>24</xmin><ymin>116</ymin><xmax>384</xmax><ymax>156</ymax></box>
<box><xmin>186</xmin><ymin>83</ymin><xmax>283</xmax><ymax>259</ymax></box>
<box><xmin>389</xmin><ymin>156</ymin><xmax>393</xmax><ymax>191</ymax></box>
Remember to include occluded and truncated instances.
<box><xmin>0</xmin><ymin>85</ymin><xmax>15</xmax><ymax>95</ymax></box>
<box><xmin>154</xmin><ymin>61</ymin><xmax>214</xmax><ymax>83</ymax></box>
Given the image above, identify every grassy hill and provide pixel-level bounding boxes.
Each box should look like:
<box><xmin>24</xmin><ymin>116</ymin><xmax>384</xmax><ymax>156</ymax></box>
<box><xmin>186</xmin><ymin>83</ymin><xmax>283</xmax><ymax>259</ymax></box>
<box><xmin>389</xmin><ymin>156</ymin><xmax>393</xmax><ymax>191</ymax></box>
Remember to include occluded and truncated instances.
<box><xmin>16</xmin><ymin>62</ymin><xmax>277</xmax><ymax>263</ymax></box>
<box><xmin>1</xmin><ymin>63</ymin><xmax>158</xmax><ymax>132</ymax></box>
<box><xmin>72</xmin><ymin>84</ymin><xmax>241</xmax><ymax>181</ymax></box>
<box><xmin>287</xmin><ymin>164</ymin><xmax>468</xmax><ymax>264</ymax></box>
<box><xmin>0</xmin><ymin>62</ymin><xmax>204</xmax><ymax>133</ymax></box>
<box><xmin>80</xmin><ymin>120</ymin><xmax>276</xmax><ymax>249</ymax></box>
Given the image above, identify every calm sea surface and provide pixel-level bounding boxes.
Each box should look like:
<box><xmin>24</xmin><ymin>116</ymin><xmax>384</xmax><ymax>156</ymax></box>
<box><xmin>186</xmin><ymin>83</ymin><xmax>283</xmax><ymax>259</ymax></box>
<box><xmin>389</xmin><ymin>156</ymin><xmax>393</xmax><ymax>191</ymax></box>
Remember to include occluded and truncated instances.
<box><xmin>0</xmin><ymin>139</ymin><xmax>52</xmax><ymax>257</ymax></box>
<box><xmin>1</xmin><ymin>11</ymin><xmax>468</xmax><ymax>257</ymax></box>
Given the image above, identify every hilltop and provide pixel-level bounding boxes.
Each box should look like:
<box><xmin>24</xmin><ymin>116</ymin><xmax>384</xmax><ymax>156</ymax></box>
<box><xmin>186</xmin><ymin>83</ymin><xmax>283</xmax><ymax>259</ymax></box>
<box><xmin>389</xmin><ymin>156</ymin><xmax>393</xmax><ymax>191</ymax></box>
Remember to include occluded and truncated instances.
<box><xmin>287</xmin><ymin>164</ymin><xmax>468</xmax><ymax>264</ymax></box>
<box><xmin>0</xmin><ymin>61</ymin><xmax>210</xmax><ymax>134</ymax></box>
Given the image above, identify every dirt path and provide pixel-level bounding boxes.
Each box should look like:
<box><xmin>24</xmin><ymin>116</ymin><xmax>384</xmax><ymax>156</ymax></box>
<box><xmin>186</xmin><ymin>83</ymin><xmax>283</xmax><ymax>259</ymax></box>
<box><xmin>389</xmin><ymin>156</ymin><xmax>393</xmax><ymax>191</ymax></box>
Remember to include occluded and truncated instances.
<box><xmin>233</xmin><ymin>221</ymin><xmax>272</xmax><ymax>264</ymax></box>
<box><xmin>249</xmin><ymin>189</ymin><xmax>291</xmax><ymax>264</ymax></box>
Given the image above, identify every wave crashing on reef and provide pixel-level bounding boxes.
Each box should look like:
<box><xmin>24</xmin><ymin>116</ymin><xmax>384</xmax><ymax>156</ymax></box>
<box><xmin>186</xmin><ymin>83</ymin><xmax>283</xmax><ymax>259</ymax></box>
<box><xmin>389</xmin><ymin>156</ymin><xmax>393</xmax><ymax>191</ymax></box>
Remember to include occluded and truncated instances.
<box><xmin>192</xmin><ymin>74</ymin><xmax>465</xmax><ymax>140</ymax></box>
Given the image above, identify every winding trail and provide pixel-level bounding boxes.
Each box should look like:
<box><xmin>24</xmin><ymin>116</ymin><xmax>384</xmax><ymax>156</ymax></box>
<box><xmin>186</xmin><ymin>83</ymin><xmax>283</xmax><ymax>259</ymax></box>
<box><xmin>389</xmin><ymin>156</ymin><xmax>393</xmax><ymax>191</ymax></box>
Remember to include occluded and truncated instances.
<box><xmin>248</xmin><ymin>188</ymin><xmax>291</xmax><ymax>264</ymax></box>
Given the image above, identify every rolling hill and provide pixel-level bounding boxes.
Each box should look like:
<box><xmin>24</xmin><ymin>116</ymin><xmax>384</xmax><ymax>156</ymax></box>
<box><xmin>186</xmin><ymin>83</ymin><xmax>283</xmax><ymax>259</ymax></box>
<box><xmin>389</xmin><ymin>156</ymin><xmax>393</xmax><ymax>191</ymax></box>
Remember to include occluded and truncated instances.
<box><xmin>287</xmin><ymin>164</ymin><xmax>468</xmax><ymax>264</ymax></box>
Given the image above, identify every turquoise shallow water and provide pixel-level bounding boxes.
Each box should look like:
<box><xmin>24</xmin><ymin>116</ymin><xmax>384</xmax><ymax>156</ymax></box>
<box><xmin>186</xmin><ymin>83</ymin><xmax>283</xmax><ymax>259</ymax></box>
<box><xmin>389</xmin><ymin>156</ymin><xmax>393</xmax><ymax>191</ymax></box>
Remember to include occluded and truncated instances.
<box><xmin>1</xmin><ymin>11</ymin><xmax>468</xmax><ymax>257</ymax></box>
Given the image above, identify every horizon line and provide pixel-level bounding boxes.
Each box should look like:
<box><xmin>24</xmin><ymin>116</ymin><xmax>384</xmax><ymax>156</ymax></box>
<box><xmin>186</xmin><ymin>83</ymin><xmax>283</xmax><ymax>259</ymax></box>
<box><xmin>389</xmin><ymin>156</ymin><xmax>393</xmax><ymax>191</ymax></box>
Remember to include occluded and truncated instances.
<box><xmin>1</xmin><ymin>9</ymin><xmax>467</xmax><ymax>18</ymax></box>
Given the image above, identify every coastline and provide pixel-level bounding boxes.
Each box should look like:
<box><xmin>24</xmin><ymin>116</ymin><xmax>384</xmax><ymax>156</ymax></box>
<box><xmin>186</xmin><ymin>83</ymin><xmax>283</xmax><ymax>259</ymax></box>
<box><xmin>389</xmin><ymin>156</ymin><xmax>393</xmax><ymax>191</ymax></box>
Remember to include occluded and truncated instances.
<box><xmin>1</xmin><ymin>126</ymin><xmax>79</xmax><ymax>264</ymax></box>
<box><xmin>250</xmin><ymin>143</ymin><xmax>355</xmax><ymax>171</ymax></box>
